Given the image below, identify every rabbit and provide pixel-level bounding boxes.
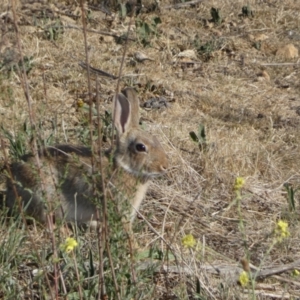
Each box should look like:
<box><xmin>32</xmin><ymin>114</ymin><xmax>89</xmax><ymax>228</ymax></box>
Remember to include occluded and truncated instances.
<box><xmin>5</xmin><ymin>87</ymin><xmax>168</xmax><ymax>229</ymax></box>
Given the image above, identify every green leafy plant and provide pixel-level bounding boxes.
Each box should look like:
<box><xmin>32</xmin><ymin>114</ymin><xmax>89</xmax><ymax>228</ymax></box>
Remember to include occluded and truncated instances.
<box><xmin>284</xmin><ymin>183</ymin><xmax>298</xmax><ymax>211</ymax></box>
<box><xmin>1</xmin><ymin>123</ymin><xmax>30</xmax><ymax>159</ymax></box>
<box><xmin>210</xmin><ymin>7</ymin><xmax>222</xmax><ymax>24</ymax></box>
<box><xmin>1</xmin><ymin>120</ymin><xmax>55</xmax><ymax>160</ymax></box>
<box><xmin>136</xmin><ymin>16</ymin><xmax>162</xmax><ymax>47</ymax></box>
<box><xmin>119</xmin><ymin>2</ymin><xmax>127</xmax><ymax>19</ymax></box>
<box><xmin>189</xmin><ymin>124</ymin><xmax>207</xmax><ymax>151</ymax></box>
<box><xmin>196</xmin><ymin>40</ymin><xmax>216</xmax><ymax>59</ymax></box>
<box><xmin>242</xmin><ymin>5</ymin><xmax>254</xmax><ymax>18</ymax></box>
<box><xmin>75</xmin><ymin>102</ymin><xmax>112</xmax><ymax>144</ymax></box>
<box><xmin>114</xmin><ymin>33</ymin><xmax>130</xmax><ymax>45</ymax></box>
<box><xmin>253</xmin><ymin>40</ymin><xmax>261</xmax><ymax>50</ymax></box>
<box><xmin>43</xmin><ymin>19</ymin><xmax>64</xmax><ymax>41</ymax></box>
<box><xmin>0</xmin><ymin>53</ymin><xmax>34</xmax><ymax>76</ymax></box>
<box><xmin>193</xmin><ymin>36</ymin><xmax>224</xmax><ymax>61</ymax></box>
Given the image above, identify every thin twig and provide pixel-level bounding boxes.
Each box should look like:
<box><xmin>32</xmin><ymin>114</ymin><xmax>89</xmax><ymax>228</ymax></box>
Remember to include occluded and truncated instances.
<box><xmin>111</xmin><ymin>6</ymin><xmax>134</xmax><ymax>144</ymax></box>
<box><xmin>163</xmin><ymin>0</ymin><xmax>205</xmax><ymax>9</ymax></box>
<box><xmin>79</xmin><ymin>61</ymin><xmax>118</xmax><ymax>79</ymax></box>
<box><xmin>62</xmin><ymin>25</ymin><xmax>135</xmax><ymax>41</ymax></box>
<box><xmin>256</xmin><ymin>258</ymin><xmax>300</xmax><ymax>279</ymax></box>
<box><xmin>79</xmin><ymin>61</ymin><xmax>145</xmax><ymax>79</ymax></box>
<box><xmin>10</xmin><ymin>0</ymin><xmax>58</xmax><ymax>298</ymax></box>
<box><xmin>260</xmin><ymin>62</ymin><xmax>300</xmax><ymax>66</ymax></box>
<box><xmin>75</xmin><ymin>1</ymin><xmax>95</xmax><ymax>299</ymax></box>
<box><xmin>95</xmin><ymin>77</ymin><xmax>108</xmax><ymax>300</ymax></box>
<box><xmin>113</xmin><ymin>5</ymin><xmax>139</xmax><ymax>286</ymax></box>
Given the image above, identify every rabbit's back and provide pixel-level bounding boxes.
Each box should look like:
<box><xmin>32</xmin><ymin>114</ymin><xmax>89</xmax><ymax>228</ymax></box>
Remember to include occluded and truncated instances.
<box><xmin>6</xmin><ymin>145</ymin><xmax>100</xmax><ymax>224</ymax></box>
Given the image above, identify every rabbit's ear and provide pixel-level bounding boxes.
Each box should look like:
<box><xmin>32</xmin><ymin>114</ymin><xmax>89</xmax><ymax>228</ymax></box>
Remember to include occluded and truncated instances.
<box><xmin>114</xmin><ymin>93</ymin><xmax>131</xmax><ymax>134</ymax></box>
<box><xmin>121</xmin><ymin>88</ymin><xmax>140</xmax><ymax>127</ymax></box>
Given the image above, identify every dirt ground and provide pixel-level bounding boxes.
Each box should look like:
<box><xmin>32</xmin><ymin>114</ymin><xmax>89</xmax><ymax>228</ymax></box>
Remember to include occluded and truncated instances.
<box><xmin>1</xmin><ymin>0</ymin><xmax>300</xmax><ymax>299</ymax></box>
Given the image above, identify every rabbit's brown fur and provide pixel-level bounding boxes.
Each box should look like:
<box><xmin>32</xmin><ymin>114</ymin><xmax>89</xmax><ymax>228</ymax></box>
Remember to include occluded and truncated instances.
<box><xmin>5</xmin><ymin>88</ymin><xmax>168</xmax><ymax>227</ymax></box>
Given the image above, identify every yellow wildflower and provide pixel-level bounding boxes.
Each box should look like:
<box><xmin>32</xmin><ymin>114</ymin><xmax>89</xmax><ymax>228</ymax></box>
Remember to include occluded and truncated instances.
<box><xmin>239</xmin><ymin>271</ymin><xmax>249</xmax><ymax>287</ymax></box>
<box><xmin>275</xmin><ymin>220</ymin><xmax>290</xmax><ymax>242</ymax></box>
<box><xmin>182</xmin><ymin>234</ymin><xmax>196</xmax><ymax>248</ymax></box>
<box><xmin>77</xmin><ymin>99</ymin><xmax>84</xmax><ymax>108</ymax></box>
<box><xmin>60</xmin><ymin>237</ymin><xmax>78</xmax><ymax>253</ymax></box>
<box><xmin>234</xmin><ymin>177</ymin><xmax>245</xmax><ymax>191</ymax></box>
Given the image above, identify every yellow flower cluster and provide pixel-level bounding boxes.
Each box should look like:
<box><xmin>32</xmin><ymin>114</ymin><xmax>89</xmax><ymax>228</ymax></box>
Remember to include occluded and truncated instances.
<box><xmin>181</xmin><ymin>234</ymin><xmax>196</xmax><ymax>248</ymax></box>
<box><xmin>77</xmin><ymin>99</ymin><xmax>84</xmax><ymax>108</ymax></box>
<box><xmin>60</xmin><ymin>237</ymin><xmax>78</xmax><ymax>253</ymax></box>
<box><xmin>234</xmin><ymin>177</ymin><xmax>245</xmax><ymax>191</ymax></box>
<box><xmin>275</xmin><ymin>220</ymin><xmax>290</xmax><ymax>242</ymax></box>
<box><xmin>239</xmin><ymin>271</ymin><xmax>249</xmax><ymax>287</ymax></box>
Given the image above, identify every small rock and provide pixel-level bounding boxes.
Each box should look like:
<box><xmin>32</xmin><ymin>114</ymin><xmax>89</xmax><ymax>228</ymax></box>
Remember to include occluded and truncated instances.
<box><xmin>287</xmin><ymin>30</ymin><xmax>300</xmax><ymax>41</ymax></box>
<box><xmin>177</xmin><ymin>49</ymin><xmax>197</xmax><ymax>60</ymax></box>
<box><xmin>60</xmin><ymin>15</ymin><xmax>77</xmax><ymax>25</ymax></box>
<box><xmin>134</xmin><ymin>51</ymin><xmax>154</xmax><ymax>62</ymax></box>
<box><xmin>254</xmin><ymin>33</ymin><xmax>268</xmax><ymax>42</ymax></box>
<box><xmin>276</xmin><ymin>44</ymin><xmax>298</xmax><ymax>59</ymax></box>
<box><xmin>100</xmin><ymin>35</ymin><xmax>114</xmax><ymax>43</ymax></box>
<box><xmin>249</xmin><ymin>34</ymin><xmax>268</xmax><ymax>42</ymax></box>
<box><xmin>143</xmin><ymin>97</ymin><xmax>170</xmax><ymax>110</ymax></box>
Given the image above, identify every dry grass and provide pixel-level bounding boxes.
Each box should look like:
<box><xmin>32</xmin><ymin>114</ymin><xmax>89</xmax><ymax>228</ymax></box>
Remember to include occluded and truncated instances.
<box><xmin>1</xmin><ymin>0</ymin><xmax>300</xmax><ymax>299</ymax></box>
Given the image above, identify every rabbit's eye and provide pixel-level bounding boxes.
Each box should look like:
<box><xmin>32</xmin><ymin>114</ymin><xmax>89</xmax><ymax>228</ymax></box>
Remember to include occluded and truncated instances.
<box><xmin>135</xmin><ymin>143</ymin><xmax>147</xmax><ymax>152</ymax></box>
